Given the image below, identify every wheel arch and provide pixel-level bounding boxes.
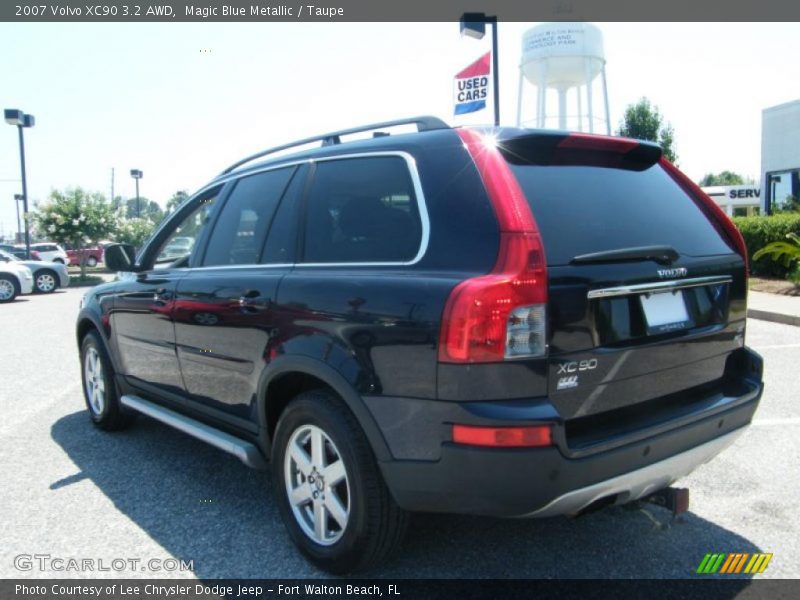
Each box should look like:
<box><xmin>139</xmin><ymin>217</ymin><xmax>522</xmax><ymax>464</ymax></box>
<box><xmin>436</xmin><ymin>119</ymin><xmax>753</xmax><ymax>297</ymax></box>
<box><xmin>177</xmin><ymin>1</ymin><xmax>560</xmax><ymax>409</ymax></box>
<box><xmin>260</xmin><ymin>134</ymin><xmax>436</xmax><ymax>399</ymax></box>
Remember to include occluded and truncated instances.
<box><xmin>257</xmin><ymin>355</ymin><xmax>391</xmax><ymax>463</ymax></box>
<box><xmin>76</xmin><ymin>314</ymin><xmax>121</xmax><ymax>374</ymax></box>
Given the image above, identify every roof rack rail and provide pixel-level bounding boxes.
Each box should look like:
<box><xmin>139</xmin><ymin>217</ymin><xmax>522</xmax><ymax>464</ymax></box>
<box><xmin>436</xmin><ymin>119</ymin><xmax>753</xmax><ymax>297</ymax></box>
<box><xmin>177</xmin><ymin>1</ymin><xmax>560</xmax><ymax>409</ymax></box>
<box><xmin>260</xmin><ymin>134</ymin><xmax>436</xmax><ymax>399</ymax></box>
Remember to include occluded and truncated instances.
<box><xmin>219</xmin><ymin>115</ymin><xmax>449</xmax><ymax>175</ymax></box>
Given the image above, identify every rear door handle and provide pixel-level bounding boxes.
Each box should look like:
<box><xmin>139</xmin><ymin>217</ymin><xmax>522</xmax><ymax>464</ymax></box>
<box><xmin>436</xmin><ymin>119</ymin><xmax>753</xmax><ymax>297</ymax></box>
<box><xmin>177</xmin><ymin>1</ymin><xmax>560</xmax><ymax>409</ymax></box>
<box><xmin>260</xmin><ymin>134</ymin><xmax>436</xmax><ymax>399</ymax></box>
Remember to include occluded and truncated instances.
<box><xmin>153</xmin><ymin>288</ymin><xmax>172</xmax><ymax>305</ymax></box>
<box><xmin>239</xmin><ymin>289</ymin><xmax>267</xmax><ymax>310</ymax></box>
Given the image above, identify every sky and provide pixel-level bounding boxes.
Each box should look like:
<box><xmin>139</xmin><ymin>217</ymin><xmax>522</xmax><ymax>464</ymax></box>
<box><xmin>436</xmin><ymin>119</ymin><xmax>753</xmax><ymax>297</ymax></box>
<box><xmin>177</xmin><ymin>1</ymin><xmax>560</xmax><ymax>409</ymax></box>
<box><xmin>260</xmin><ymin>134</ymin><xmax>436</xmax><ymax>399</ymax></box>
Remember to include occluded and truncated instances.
<box><xmin>0</xmin><ymin>21</ymin><xmax>799</xmax><ymax>240</ymax></box>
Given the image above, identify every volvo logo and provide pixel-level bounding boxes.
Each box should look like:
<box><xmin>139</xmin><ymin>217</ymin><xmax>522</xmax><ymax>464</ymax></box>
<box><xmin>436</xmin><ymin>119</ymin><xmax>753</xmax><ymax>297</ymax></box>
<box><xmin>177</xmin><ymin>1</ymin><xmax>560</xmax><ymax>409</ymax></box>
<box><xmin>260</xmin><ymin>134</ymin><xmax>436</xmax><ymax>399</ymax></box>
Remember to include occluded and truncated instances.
<box><xmin>657</xmin><ymin>267</ymin><xmax>687</xmax><ymax>279</ymax></box>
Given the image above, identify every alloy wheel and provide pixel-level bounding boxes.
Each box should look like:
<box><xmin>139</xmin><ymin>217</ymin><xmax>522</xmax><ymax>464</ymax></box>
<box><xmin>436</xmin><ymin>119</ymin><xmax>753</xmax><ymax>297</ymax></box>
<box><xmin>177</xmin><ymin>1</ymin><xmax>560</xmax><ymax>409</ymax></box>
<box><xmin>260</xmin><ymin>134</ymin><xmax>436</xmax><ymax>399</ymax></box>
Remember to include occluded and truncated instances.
<box><xmin>0</xmin><ymin>279</ymin><xmax>14</xmax><ymax>301</ymax></box>
<box><xmin>284</xmin><ymin>424</ymin><xmax>351</xmax><ymax>546</ymax></box>
<box><xmin>84</xmin><ymin>347</ymin><xmax>106</xmax><ymax>415</ymax></box>
<box><xmin>36</xmin><ymin>272</ymin><xmax>56</xmax><ymax>292</ymax></box>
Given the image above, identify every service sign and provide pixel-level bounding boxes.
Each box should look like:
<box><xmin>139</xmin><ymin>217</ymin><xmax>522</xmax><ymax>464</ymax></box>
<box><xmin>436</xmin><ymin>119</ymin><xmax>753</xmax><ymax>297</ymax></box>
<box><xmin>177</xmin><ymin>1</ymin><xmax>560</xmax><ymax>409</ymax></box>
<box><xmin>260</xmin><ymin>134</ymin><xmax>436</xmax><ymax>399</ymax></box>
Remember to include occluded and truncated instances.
<box><xmin>454</xmin><ymin>52</ymin><xmax>491</xmax><ymax>115</ymax></box>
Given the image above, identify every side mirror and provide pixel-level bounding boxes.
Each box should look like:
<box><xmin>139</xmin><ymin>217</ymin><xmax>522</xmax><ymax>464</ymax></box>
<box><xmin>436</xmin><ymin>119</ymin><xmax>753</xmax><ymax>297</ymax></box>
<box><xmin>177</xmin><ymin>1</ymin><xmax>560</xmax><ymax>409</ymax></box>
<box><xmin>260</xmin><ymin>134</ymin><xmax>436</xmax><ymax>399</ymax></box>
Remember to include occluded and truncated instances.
<box><xmin>104</xmin><ymin>243</ymin><xmax>138</xmax><ymax>272</ymax></box>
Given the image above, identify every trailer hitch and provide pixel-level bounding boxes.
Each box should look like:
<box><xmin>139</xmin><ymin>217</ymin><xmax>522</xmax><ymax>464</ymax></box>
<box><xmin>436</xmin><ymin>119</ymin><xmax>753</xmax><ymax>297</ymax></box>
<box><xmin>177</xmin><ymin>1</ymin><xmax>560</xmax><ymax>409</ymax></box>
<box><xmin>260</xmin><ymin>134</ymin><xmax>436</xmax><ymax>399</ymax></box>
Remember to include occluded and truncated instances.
<box><xmin>642</xmin><ymin>487</ymin><xmax>690</xmax><ymax>517</ymax></box>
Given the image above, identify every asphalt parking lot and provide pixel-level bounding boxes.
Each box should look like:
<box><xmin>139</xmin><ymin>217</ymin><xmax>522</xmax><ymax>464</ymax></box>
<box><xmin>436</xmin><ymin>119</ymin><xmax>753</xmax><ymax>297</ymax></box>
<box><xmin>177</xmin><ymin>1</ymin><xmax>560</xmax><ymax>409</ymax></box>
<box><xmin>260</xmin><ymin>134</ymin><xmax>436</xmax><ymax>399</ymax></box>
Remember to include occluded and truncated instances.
<box><xmin>1</xmin><ymin>286</ymin><xmax>798</xmax><ymax>579</ymax></box>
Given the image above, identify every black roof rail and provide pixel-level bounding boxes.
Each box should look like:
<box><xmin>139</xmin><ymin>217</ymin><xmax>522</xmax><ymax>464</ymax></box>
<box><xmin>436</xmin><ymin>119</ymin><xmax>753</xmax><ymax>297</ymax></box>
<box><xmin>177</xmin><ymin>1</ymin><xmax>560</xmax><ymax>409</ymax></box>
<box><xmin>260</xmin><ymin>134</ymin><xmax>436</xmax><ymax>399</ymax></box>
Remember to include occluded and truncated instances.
<box><xmin>219</xmin><ymin>115</ymin><xmax>449</xmax><ymax>176</ymax></box>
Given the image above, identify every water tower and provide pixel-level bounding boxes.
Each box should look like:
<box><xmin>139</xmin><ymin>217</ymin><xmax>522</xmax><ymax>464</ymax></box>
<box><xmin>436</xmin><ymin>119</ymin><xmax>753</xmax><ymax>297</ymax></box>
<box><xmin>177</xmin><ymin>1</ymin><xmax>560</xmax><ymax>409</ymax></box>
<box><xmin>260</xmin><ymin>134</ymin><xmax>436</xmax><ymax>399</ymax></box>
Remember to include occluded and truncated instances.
<box><xmin>516</xmin><ymin>22</ymin><xmax>610</xmax><ymax>134</ymax></box>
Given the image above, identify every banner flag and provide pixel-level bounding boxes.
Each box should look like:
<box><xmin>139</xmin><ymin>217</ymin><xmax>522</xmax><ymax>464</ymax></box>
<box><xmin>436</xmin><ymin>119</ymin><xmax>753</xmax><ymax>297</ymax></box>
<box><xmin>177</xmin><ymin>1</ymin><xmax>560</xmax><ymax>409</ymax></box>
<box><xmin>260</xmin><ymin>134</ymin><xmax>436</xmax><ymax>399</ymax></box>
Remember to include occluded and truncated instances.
<box><xmin>454</xmin><ymin>52</ymin><xmax>491</xmax><ymax>115</ymax></box>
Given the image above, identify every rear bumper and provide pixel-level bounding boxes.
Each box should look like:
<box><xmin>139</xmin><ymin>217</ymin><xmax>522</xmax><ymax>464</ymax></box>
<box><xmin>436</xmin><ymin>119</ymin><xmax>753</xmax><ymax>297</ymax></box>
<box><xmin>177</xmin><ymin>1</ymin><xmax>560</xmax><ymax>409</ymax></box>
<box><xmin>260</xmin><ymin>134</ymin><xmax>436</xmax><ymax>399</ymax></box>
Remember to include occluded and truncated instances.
<box><xmin>370</xmin><ymin>347</ymin><xmax>762</xmax><ymax>518</ymax></box>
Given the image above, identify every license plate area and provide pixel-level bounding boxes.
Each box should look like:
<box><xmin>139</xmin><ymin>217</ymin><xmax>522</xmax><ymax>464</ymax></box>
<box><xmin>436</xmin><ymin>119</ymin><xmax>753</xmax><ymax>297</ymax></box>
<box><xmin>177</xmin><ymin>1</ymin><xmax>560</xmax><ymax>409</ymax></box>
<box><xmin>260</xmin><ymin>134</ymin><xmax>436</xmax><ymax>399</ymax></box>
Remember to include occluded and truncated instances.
<box><xmin>640</xmin><ymin>290</ymin><xmax>694</xmax><ymax>334</ymax></box>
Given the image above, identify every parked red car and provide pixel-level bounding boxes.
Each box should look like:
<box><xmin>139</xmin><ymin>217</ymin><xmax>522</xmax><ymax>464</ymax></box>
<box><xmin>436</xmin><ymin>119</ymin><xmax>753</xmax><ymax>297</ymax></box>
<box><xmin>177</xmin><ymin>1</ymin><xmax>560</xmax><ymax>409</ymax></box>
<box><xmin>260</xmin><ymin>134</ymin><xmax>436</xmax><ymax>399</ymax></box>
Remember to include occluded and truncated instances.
<box><xmin>63</xmin><ymin>243</ymin><xmax>104</xmax><ymax>267</ymax></box>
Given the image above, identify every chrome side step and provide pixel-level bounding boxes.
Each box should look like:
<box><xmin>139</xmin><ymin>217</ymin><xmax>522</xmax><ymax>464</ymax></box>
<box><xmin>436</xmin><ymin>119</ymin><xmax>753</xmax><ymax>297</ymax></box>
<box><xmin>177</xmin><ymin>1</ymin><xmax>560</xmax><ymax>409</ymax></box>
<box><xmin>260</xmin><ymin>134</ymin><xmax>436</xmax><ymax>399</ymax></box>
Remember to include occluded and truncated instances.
<box><xmin>120</xmin><ymin>395</ymin><xmax>266</xmax><ymax>469</ymax></box>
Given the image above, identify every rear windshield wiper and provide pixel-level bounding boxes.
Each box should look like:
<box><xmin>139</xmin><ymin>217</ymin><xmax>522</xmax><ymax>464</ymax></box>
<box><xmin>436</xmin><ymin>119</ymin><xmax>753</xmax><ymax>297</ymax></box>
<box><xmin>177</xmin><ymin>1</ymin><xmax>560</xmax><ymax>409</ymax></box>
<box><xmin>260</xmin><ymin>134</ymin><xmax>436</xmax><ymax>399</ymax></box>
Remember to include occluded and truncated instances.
<box><xmin>571</xmin><ymin>245</ymin><xmax>680</xmax><ymax>266</ymax></box>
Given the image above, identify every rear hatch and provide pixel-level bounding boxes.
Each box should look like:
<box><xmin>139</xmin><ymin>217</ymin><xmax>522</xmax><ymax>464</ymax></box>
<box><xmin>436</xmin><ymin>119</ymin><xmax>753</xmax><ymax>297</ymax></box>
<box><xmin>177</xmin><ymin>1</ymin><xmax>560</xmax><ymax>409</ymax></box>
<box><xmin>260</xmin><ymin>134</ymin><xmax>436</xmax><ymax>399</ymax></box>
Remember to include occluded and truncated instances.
<box><xmin>500</xmin><ymin>132</ymin><xmax>748</xmax><ymax>450</ymax></box>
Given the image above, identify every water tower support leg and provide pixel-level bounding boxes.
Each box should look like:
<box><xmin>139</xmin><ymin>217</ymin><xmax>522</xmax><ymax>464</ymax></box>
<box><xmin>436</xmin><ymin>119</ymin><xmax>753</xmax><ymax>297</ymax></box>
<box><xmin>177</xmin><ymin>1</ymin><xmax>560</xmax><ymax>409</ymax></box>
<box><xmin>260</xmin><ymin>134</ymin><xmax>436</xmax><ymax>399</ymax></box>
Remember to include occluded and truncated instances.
<box><xmin>516</xmin><ymin>72</ymin><xmax>524</xmax><ymax>127</ymax></box>
<box><xmin>558</xmin><ymin>88</ymin><xmax>567</xmax><ymax>130</ymax></box>
<box><xmin>601</xmin><ymin>64</ymin><xmax>611</xmax><ymax>135</ymax></box>
<box><xmin>577</xmin><ymin>86</ymin><xmax>583</xmax><ymax>132</ymax></box>
<box><xmin>585</xmin><ymin>59</ymin><xmax>594</xmax><ymax>133</ymax></box>
<box><xmin>537</xmin><ymin>64</ymin><xmax>548</xmax><ymax>128</ymax></box>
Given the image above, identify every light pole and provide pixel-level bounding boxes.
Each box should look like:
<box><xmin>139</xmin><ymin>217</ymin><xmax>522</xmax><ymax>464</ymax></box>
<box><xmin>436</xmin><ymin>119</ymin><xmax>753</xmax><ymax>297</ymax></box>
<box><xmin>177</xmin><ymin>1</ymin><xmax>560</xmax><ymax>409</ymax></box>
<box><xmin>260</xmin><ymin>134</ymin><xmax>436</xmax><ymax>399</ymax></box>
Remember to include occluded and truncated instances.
<box><xmin>460</xmin><ymin>12</ymin><xmax>500</xmax><ymax>127</ymax></box>
<box><xmin>130</xmin><ymin>169</ymin><xmax>143</xmax><ymax>218</ymax></box>
<box><xmin>4</xmin><ymin>109</ymin><xmax>35</xmax><ymax>259</ymax></box>
<box><xmin>13</xmin><ymin>194</ymin><xmax>23</xmax><ymax>243</ymax></box>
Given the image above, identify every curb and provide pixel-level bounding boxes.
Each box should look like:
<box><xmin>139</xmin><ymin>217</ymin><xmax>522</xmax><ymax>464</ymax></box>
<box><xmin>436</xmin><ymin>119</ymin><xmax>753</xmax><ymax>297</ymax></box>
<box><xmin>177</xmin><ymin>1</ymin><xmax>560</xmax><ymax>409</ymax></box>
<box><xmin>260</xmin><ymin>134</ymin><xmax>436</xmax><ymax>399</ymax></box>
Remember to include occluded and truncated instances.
<box><xmin>747</xmin><ymin>308</ymin><xmax>800</xmax><ymax>327</ymax></box>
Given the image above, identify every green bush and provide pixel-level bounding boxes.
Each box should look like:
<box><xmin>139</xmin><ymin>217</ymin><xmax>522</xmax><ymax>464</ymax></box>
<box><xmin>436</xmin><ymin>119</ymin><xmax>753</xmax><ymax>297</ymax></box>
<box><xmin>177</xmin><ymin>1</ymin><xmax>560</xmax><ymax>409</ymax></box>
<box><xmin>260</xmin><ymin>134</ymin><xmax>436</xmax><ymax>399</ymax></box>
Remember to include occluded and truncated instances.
<box><xmin>733</xmin><ymin>214</ymin><xmax>800</xmax><ymax>277</ymax></box>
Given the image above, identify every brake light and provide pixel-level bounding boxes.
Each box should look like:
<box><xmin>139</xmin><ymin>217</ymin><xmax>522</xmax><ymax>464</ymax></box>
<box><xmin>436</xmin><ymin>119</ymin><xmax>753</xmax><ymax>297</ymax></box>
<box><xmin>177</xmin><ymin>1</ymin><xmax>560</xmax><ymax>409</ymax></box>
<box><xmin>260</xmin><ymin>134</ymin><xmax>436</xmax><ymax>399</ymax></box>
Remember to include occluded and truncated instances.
<box><xmin>659</xmin><ymin>158</ymin><xmax>749</xmax><ymax>274</ymax></box>
<box><xmin>452</xmin><ymin>424</ymin><xmax>553</xmax><ymax>448</ymax></box>
<box><xmin>438</xmin><ymin>129</ymin><xmax>547</xmax><ymax>363</ymax></box>
<box><xmin>31</xmin><ymin>251</ymin><xmax>41</xmax><ymax>260</ymax></box>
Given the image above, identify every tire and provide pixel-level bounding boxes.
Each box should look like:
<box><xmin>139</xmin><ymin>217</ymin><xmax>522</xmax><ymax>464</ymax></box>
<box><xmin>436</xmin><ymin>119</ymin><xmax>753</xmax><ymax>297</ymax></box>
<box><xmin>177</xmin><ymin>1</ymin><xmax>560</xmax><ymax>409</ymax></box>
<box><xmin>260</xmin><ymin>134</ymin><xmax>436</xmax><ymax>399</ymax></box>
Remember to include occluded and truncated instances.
<box><xmin>272</xmin><ymin>390</ymin><xmax>408</xmax><ymax>574</ymax></box>
<box><xmin>86</xmin><ymin>256</ymin><xmax>98</xmax><ymax>268</ymax></box>
<box><xmin>80</xmin><ymin>330</ymin><xmax>135</xmax><ymax>431</ymax></box>
<box><xmin>0</xmin><ymin>275</ymin><xmax>19</xmax><ymax>303</ymax></box>
<box><xmin>34</xmin><ymin>269</ymin><xmax>58</xmax><ymax>293</ymax></box>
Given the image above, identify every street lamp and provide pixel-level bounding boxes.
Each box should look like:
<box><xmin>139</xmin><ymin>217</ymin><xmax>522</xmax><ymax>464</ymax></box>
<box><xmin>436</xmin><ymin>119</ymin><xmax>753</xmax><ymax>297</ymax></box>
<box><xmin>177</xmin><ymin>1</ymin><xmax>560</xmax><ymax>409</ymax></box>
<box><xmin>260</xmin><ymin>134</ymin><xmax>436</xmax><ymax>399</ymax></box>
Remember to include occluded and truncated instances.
<box><xmin>130</xmin><ymin>169</ymin><xmax>143</xmax><ymax>218</ymax></box>
<box><xmin>4</xmin><ymin>109</ymin><xmax>35</xmax><ymax>259</ymax></box>
<box><xmin>13</xmin><ymin>194</ymin><xmax>23</xmax><ymax>243</ymax></box>
<box><xmin>460</xmin><ymin>12</ymin><xmax>500</xmax><ymax>127</ymax></box>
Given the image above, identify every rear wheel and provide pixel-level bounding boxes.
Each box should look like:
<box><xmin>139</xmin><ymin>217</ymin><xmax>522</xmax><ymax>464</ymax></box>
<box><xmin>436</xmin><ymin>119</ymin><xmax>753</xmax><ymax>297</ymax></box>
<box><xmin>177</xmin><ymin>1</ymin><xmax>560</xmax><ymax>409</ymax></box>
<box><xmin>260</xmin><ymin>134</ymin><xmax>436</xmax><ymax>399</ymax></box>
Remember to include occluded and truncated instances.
<box><xmin>0</xmin><ymin>275</ymin><xmax>19</xmax><ymax>303</ymax></box>
<box><xmin>86</xmin><ymin>256</ymin><xmax>98</xmax><ymax>268</ymax></box>
<box><xmin>80</xmin><ymin>331</ymin><xmax>134</xmax><ymax>431</ymax></box>
<box><xmin>34</xmin><ymin>269</ymin><xmax>58</xmax><ymax>293</ymax></box>
<box><xmin>272</xmin><ymin>390</ymin><xmax>408</xmax><ymax>574</ymax></box>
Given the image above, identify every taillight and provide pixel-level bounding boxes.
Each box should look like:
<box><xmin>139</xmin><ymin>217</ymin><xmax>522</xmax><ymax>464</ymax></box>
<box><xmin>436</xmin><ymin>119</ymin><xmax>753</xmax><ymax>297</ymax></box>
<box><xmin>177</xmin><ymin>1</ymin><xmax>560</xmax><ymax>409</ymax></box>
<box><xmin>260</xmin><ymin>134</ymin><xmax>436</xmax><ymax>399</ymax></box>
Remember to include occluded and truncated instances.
<box><xmin>438</xmin><ymin>129</ymin><xmax>548</xmax><ymax>363</ymax></box>
<box><xmin>659</xmin><ymin>158</ymin><xmax>749</xmax><ymax>274</ymax></box>
<box><xmin>452</xmin><ymin>424</ymin><xmax>553</xmax><ymax>448</ymax></box>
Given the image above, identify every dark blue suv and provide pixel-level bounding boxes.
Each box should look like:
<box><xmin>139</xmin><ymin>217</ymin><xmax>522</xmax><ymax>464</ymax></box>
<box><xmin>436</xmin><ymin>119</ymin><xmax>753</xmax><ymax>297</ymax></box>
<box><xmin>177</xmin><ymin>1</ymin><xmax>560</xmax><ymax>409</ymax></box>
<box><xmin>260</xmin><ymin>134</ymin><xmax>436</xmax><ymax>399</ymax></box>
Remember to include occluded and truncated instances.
<box><xmin>77</xmin><ymin>117</ymin><xmax>763</xmax><ymax>573</ymax></box>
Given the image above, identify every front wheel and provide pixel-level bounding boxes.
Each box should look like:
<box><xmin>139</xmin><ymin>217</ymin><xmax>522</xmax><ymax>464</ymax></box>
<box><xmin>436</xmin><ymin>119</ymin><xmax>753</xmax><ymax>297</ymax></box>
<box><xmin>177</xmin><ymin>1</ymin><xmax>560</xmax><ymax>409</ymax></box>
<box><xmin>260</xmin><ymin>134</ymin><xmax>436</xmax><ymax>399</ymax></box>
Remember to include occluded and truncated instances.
<box><xmin>80</xmin><ymin>331</ymin><xmax>134</xmax><ymax>431</ymax></box>
<box><xmin>272</xmin><ymin>390</ymin><xmax>408</xmax><ymax>574</ymax></box>
<box><xmin>0</xmin><ymin>275</ymin><xmax>19</xmax><ymax>303</ymax></box>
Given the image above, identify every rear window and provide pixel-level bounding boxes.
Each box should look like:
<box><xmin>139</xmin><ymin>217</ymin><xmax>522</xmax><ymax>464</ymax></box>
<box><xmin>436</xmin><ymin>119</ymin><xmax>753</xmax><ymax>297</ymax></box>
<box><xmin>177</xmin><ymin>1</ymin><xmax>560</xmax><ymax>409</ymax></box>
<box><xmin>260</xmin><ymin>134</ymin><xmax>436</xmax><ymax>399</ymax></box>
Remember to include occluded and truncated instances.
<box><xmin>507</xmin><ymin>163</ymin><xmax>733</xmax><ymax>266</ymax></box>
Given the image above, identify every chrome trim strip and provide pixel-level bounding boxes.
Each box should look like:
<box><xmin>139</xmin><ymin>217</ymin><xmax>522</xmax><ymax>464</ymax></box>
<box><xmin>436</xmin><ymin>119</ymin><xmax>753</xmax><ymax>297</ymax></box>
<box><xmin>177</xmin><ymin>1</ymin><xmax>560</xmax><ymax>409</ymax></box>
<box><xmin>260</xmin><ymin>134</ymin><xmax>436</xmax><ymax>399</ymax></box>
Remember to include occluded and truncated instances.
<box><xmin>587</xmin><ymin>275</ymin><xmax>732</xmax><ymax>300</ymax></box>
<box><xmin>519</xmin><ymin>427</ymin><xmax>746</xmax><ymax>518</ymax></box>
<box><xmin>120</xmin><ymin>395</ymin><xmax>266</xmax><ymax>469</ymax></box>
<box><xmin>183</xmin><ymin>151</ymin><xmax>430</xmax><ymax>269</ymax></box>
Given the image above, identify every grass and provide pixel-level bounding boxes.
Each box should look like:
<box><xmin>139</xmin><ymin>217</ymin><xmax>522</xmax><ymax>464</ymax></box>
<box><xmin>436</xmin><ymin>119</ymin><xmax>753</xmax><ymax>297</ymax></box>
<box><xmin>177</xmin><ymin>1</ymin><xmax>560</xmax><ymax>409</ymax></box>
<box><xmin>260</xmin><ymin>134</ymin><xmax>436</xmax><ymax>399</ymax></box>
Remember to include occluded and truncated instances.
<box><xmin>67</xmin><ymin>275</ymin><xmax>107</xmax><ymax>288</ymax></box>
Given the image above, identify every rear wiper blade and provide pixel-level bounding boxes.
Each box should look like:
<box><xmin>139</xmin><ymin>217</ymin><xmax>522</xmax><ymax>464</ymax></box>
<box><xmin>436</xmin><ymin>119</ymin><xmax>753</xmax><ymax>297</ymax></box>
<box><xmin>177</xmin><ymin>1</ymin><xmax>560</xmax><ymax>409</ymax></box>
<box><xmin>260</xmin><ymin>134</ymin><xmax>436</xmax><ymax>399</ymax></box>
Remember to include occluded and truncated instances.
<box><xmin>571</xmin><ymin>245</ymin><xmax>680</xmax><ymax>266</ymax></box>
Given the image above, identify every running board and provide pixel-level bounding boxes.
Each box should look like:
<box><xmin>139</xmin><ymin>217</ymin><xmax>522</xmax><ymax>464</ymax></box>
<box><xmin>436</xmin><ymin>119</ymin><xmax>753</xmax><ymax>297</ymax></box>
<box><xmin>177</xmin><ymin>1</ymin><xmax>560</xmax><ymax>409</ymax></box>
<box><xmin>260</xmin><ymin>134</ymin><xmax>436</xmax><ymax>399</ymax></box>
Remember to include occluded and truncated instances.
<box><xmin>120</xmin><ymin>395</ymin><xmax>266</xmax><ymax>469</ymax></box>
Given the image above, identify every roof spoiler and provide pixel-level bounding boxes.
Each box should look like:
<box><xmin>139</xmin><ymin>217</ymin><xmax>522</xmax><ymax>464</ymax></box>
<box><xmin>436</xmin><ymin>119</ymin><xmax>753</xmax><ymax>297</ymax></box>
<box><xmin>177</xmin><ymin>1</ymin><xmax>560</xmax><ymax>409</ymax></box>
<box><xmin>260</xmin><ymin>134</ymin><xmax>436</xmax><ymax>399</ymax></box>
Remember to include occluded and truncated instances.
<box><xmin>497</xmin><ymin>131</ymin><xmax>663</xmax><ymax>171</ymax></box>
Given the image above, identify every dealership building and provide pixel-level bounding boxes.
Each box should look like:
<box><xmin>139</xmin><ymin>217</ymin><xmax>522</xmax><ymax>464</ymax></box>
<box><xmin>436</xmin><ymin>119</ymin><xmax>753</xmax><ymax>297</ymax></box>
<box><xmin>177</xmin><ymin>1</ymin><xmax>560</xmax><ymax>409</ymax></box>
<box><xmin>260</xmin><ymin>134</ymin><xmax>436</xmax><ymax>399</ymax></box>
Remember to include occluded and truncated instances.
<box><xmin>761</xmin><ymin>99</ymin><xmax>800</xmax><ymax>213</ymax></box>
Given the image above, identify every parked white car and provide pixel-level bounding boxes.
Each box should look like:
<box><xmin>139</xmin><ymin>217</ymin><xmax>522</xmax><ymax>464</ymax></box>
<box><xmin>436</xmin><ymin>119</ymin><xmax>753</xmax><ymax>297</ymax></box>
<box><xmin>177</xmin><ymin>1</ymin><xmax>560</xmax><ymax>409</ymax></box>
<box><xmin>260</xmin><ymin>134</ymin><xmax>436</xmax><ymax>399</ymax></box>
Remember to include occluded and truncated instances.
<box><xmin>0</xmin><ymin>261</ymin><xmax>34</xmax><ymax>303</ymax></box>
<box><xmin>0</xmin><ymin>249</ymin><xmax>69</xmax><ymax>293</ymax></box>
<box><xmin>24</xmin><ymin>242</ymin><xmax>69</xmax><ymax>264</ymax></box>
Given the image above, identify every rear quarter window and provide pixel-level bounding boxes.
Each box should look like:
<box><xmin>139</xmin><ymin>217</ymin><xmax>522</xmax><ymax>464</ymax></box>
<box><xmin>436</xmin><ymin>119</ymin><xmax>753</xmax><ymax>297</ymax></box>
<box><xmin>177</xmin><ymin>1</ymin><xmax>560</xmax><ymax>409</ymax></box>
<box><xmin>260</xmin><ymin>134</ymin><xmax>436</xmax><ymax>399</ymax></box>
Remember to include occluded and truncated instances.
<box><xmin>508</xmin><ymin>163</ymin><xmax>733</xmax><ymax>266</ymax></box>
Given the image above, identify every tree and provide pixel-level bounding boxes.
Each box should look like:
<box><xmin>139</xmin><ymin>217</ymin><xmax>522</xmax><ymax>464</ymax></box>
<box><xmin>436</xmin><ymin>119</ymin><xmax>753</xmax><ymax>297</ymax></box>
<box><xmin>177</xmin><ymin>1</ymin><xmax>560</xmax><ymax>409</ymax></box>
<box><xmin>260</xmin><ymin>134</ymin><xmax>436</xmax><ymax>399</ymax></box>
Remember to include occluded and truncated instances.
<box><xmin>699</xmin><ymin>171</ymin><xmax>746</xmax><ymax>187</ymax></box>
<box><xmin>115</xmin><ymin>217</ymin><xmax>156</xmax><ymax>250</ymax></box>
<box><xmin>111</xmin><ymin>195</ymin><xmax>163</xmax><ymax>223</ymax></box>
<box><xmin>617</xmin><ymin>97</ymin><xmax>678</xmax><ymax>163</ymax></box>
<box><xmin>32</xmin><ymin>188</ymin><xmax>117</xmax><ymax>280</ymax></box>
<box><xmin>166</xmin><ymin>190</ymin><xmax>189</xmax><ymax>214</ymax></box>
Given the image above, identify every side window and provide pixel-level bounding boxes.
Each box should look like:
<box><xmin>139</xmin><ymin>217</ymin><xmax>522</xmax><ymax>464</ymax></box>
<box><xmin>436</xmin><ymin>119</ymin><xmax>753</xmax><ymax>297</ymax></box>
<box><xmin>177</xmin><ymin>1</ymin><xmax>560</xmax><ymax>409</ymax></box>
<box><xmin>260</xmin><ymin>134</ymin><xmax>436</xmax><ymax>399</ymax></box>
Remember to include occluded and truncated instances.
<box><xmin>153</xmin><ymin>189</ymin><xmax>219</xmax><ymax>268</ymax></box>
<box><xmin>302</xmin><ymin>156</ymin><xmax>422</xmax><ymax>263</ymax></box>
<box><xmin>202</xmin><ymin>167</ymin><xmax>294</xmax><ymax>266</ymax></box>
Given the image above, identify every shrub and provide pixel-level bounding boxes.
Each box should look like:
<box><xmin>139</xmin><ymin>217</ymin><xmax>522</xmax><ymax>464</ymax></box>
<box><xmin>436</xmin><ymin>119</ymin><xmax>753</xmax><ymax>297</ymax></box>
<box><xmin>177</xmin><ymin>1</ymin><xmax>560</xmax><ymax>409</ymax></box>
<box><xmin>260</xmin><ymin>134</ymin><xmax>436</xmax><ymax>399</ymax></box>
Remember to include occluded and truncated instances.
<box><xmin>733</xmin><ymin>214</ymin><xmax>800</xmax><ymax>277</ymax></box>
